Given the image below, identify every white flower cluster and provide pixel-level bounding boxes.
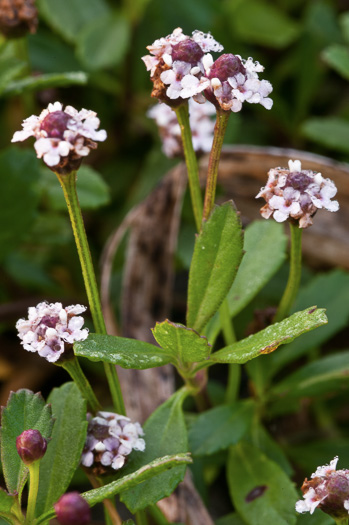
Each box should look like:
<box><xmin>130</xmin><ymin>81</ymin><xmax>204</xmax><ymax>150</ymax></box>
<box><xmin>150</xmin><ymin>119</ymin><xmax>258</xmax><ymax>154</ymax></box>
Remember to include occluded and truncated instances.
<box><xmin>12</xmin><ymin>102</ymin><xmax>106</xmax><ymax>171</ymax></box>
<box><xmin>147</xmin><ymin>98</ymin><xmax>215</xmax><ymax>157</ymax></box>
<box><xmin>16</xmin><ymin>302</ymin><xmax>89</xmax><ymax>362</ymax></box>
<box><xmin>204</xmin><ymin>53</ymin><xmax>273</xmax><ymax>112</ymax></box>
<box><xmin>81</xmin><ymin>411</ymin><xmax>145</xmax><ymax>474</ymax></box>
<box><xmin>296</xmin><ymin>456</ymin><xmax>349</xmax><ymax>518</ymax></box>
<box><xmin>256</xmin><ymin>159</ymin><xmax>339</xmax><ymax>228</ymax></box>
<box><xmin>142</xmin><ymin>27</ymin><xmax>222</xmax><ymax>101</ymax></box>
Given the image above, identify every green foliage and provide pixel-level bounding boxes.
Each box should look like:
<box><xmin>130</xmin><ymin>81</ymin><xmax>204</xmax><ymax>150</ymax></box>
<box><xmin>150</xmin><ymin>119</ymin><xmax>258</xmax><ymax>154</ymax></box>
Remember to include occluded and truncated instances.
<box><xmin>187</xmin><ymin>202</ymin><xmax>243</xmax><ymax>334</ymax></box>
<box><xmin>0</xmin><ymin>489</ymin><xmax>15</xmax><ymax>514</ymax></box>
<box><xmin>74</xmin><ymin>333</ymin><xmax>172</xmax><ymax>369</ymax></box>
<box><xmin>211</xmin><ymin>307</ymin><xmax>327</xmax><ymax>364</ymax></box>
<box><xmin>322</xmin><ymin>44</ymin><xmax>349</xmax><ymax>80</ymax></box>
<box><xmin>301</xmin><ymin>117</ymin><xmax>349</xmax><ymax>154</ymax></box>
<box><xmin>2</xmin><ymin>72</ymin><xmax>88</xmax><ymax>97</ymax></box>
<box><xmin>228</xmin><ymin>442</ymin><xmax>298</xmax><ymax>525</ymax></box>
<box><xmin>35</xmin><ymin>383</ymin><xmax>88</xmax><ymax>517</ymax></box>
<box><xmin>188</xmin><ymin>401</ymin><xmax>255</xmax><ymax>456</ymax></box>
<box><xmin>0</xmin><ymin>390</ymin><xmax>54</xmax><ymax>495</ymax></box>
<box><xmin>120</xmin><ymin>390</ymin><xmax>189</xmax><ymax>512</ymax></box>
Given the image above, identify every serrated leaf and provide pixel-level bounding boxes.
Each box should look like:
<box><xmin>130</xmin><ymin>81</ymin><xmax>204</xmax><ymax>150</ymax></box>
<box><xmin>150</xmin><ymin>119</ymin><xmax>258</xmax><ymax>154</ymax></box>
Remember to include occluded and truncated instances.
<box><xmin>37</xmin><ymin>0</ymin><xmax>110</xmax><ymax>44</ymax></box>
<box><xmin>120</xmin><ymin>390</ymin><xmax>189</xmax><ymax>512</ymax></box>
<box><xmin>40</xmin><ymin>165</ymin><xmax>110</xmax><ymax>211</ymax></box>
<box><xmin>206</xmin><ymin>221</ymin><xmax>287</xmax><ymax>343</ymax></box>
<box><xmin>188</xmin><ymin>401</ymin><xmax>254</xmax><ymax>456</ymax></box>
<box><xmin>74</xmin><ymin>333</ymin><xmax>172</xmax><ymax>369</ymax></box>
<box><xmin>228</xmin><ymin>442</ymin><xmax>298</xmax><ymax>525</ymax></box>
<box><xmin>322</xmin><ymin>44</ymin><xmax>349</xmax><ymax>80</ymax></box>
<box><xmin>35</xmin><ymin>383</ymin><xmax>87</xmax><ymax>517</ymax></box>
<box><xmin>0</xmin><ymin>390</ymin><xmax>54</xmax><ymax>495</ymax></box>
<box><xmin>2</xmin><ymin>72</ymin><xmax>88</xmax><ymax>97</ymax></box>
<box><xmin>187</xmin><ymin>201</ymin><xmax>243</xmax><ymax>334</ymax></box>
<box><xmin>301</xmin><ymin>117</ymin><xmax>349</xmax><ymax>154</ymax></box>
<box><xmin>211</xmin><ymin>307</ymin><xmax>327</xmax><ymax>364</ymax></box>
<box><xmin>271</xmin><ymin>351</ymin><xmax>349</xmax><ymax>401</ymax></box>
<box><xmin>152</xmin><ymin>320</ymin><xmax>211</xmax><ymax>365</ymax></box>
<box><xmin>76</xmin><ymin>14</ymin><xmax>130</xmax><ymax>71</ymax></box>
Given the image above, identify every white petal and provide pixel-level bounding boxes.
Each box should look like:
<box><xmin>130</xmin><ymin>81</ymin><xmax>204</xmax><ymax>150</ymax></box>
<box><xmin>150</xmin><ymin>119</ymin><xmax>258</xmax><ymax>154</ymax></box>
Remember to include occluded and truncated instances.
<box><xmin>288</xmin><ymin>160</ymin><xmax>302</xmax><ymax>172</ymax></box>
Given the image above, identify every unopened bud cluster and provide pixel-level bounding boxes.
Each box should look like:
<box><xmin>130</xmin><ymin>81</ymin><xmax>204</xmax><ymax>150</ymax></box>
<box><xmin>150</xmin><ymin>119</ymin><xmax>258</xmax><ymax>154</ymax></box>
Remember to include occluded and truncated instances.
<box><xmin>81</xmin><ymin>411</ymin><xmax>145</xmax><ymax>475</ymax></box>
<box><xmin>16</xmin><ymin>429</ymin><xmax>47</xmax><ymax>465</ymax></box>
<box><xmin>296</xmin><ymin>456</ymin><xmax>349</xmax><ymax>520</ymax></box>
<box><xmin>54</xmin><ymin>492</ymin><xmax>91</xmax><ymax>525</ymax></box>
<box><xmin>16</xmin><ymin>302</ymin><xmax>89</xmax><ymax>363</ymax></box>
<box><xmin>256</xmin><ymin>159</ymin><xmax>339</xmax><ymax>228</ymax></box>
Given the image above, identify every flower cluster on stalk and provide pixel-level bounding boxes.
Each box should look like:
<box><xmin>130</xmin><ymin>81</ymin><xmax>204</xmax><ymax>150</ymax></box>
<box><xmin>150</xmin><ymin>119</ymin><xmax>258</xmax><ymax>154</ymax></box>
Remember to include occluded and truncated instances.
<box><xmin>16</xmin><ymin>302</ymin><xmax>89</xmax><ymax>363</ymax></box>
<box><xmin>12</xmin><ymin>102</ymin><xmax>107</xmax><ymax>174</ymax></box>
<box><xmin>256</xmin><ymin>159</ymin><xmax>339</xmax><ymax>228</ymax></box>
<box><xmin>81</xmin><ymin>411</ymin><xmax>145</xmax><ymax>475</ymax></box>
<box><xmin>296</xmin><ymin>456</ymin><xmax>349</xmax><ymax>520</ymax></box>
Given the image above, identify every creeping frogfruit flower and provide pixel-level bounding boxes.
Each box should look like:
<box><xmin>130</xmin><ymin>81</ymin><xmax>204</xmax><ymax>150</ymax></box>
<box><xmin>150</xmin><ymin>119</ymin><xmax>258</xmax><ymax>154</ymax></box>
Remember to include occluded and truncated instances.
<box><xmin>54</xmin><ymin>492</ymin><xmax>91</xmax><ymax>525</ymax></box>
<box><xmin>81</xmin><ymin>411</ymin><xmax>145</xmax><ymax>476</ymax></box>
<box><xmin>16</xmin><ymin>302</ymin><xmax>89</xmax><ymax>363</ymax></box>
<box><xmin>16</xmin><ymin>429</ymin><xmax>47</xmax><ymax>465</ymax></box>
<box><xmin>12</xmin><ymin>102</ymin><xmax>107</xmax><ymax>174</ymax></box>
<box><xmin>296</xmin><ymin>456</ymin><xmax>349</xmax><ymax>520</ymax></box>
<box><xmin>256</xmin><ymin>159</ymin><xmax>339</xmax><ymax>228</ymax></box>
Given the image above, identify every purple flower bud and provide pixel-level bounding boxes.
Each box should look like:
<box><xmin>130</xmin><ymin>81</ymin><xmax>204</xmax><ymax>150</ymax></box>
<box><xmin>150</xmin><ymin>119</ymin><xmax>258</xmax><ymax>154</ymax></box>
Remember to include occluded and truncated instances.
<box><xmin>208</xmin><ymin>53</ymin><xmax>245</xmax><ymax>82</ymax></box>
<box><xmin>171</xmin><ymin>40</ymin><xmax>204</xmax><ymax>65</ymax></box>
<box><xmin>54</xmin><ymin>492</ymin><xmax>91</xmax><ymax>525</ymax></box>
<box><xmin>16</xmin><ymin>429</ymin><xmax>47</xmax><ymax>465</ymax></box>
<box><xmin>40</xmin><ymin>111</ymin><xmax>71</xmax><ymax>139</ymax></box>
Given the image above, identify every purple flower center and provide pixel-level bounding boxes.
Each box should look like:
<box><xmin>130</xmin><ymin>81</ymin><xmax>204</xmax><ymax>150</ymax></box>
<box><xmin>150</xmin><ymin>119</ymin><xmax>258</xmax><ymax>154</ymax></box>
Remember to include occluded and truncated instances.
<box><xmin>40</xmin><ymin>111</ymin><xmax>70</xmax><ymax>139</ymax></box>
<box><xmin>171</xmin><ymin>40</ymin><xmax>204</xmax><ymax>65</ymax></box>
<box><xmin>287</xmin><ymin>172</ymin><xmax>312</xmax><ymax>192</ymax></box>
<box><xmin>40</xmin><ymin>315</ymin><xmax>59</xmax><ymax>328</ymax></box>
<box><xmin>208</xmin><ymin>53</ymin><xmax>246</xmax><ymax>81</ymax></box>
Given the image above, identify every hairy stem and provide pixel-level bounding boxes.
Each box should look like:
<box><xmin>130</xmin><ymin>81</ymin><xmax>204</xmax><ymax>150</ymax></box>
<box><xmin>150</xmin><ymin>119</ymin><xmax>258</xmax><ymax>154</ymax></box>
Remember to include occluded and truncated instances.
<box><xmin>26</xmin><ymin>461</ymin><xmax>40</xmax><ymax>524</ymax></box>
<box><xmin>220</xmin><ymin>300</ymin><xmax>240</xmax><ymax>403</ymax></box>
<box><xmin>60</xmin><ymin>357</ymin><xmax>101</xmax><ymax>413</ymax></box>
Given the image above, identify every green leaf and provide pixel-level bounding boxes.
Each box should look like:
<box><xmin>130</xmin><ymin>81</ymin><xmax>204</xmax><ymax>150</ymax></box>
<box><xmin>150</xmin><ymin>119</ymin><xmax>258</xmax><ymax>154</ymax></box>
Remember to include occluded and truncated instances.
<box><xmin>0</xmin><ymin>148</ymin><xmax>41</xmax><ymax>261</ymax></box>
<box><xmin>187</xmin><ymin>201</ymin><xmax>243</xmax><ymax>334</ymax></box>
<box><xmin>297</xmin><ymin>513</ymin><xmax>334</xmax><ymax>524</ymax></box>
<box><xmin>0</xmin><ymin>56</ymin><xmax>26</xmax><ymax>95</ymax></box>
<box><xmin>2</xmin><ymin>72</ymin><xmax>88</xmax><ymax>97</ymax></box>
<box><xmin>206</xmin><ymin>221</ymin><xmax>287</xmax><ymax>343</ymax></box>
<box><xmin>340</xmin><ymin>12</ymin><xmax>349</xmax><ymax>45</ymax></box>
<box><xmin>0</xmin><ymin>490</ymin><xmax>14</xmax><ymax>514</ymax></box>
<box><xmin>322</xmin><ymin>44</ymin><xmax>349</xmax><ymax>80</ymax></box>
<box><xmin>288</xmin><ymin>439</ymin><xmax>349</xmax><ymax>479</ymax></box>
<box><xmin>188</xmin><ymin>401</ymin><xmax>254</xmax><ymax>456</ymax></box>
<box><xmin>40</xmin><ymin>165</ymin><xmax>110</xmax><ymax>211</ymax></box>
<box><xmin>76</xmin><ymin>14</ymin><xmax>130</xmax><ymax>71</ymax></box>
<box><xmin>263</xmin><ymin>270</ymin><xmax>349</xmax><ymax>380</ymax></box>
<box><xmin>271</xmin><ymin>351</ymin><xmax>349</xmax><ymax>401</ymax></box>
<box><xmin>35</xmin><ymin>383</ymin><xmax>88</xmax><ymax>517</ymax></box>
<box><xmin>152</xmin><ymin>320</ymin><xmax>211</xmax><ymax>365</ymax></box>
<box><xmin>120</xmin><ymin>390</ymin><xmax>189</xmax><ymax>512</ymax></box>
<box><xmin>83</xmin><ymin>453</ymin><xmax>192</xmax><ymax>506</ymax></box>
<box><xmin>0</xmin><ymin>390</ymin><xmax>54</xmax><ymax>495</ymax></box>
<box><xmin>227</xmin><ymin>0</ymin><xmax>300</xmax><ymax>48</ymax></box>
<box><xmin>216</xmin><ymin>513</ymin><xmax>246</xmax><ymax>525</ymax></box>
<box><xmin>28</xmin><ymin>30</ymin><xmax>82</xmax><ymax>74</ymax></box>
<box><xmin>74</xmin><ymin>333</ymin><xmax>172</xmax><ymax>369</ymax></box>
<box><xmin>211</xmin><ymin>307</ymin><xmax>327</xmax><ymax>365</ymax></box>
<box><xmin>37</xmin><ymin>0</ymin><xmax>110</xmax><ymax>44</ymax></box>
<box><xmin>228</xmin><ymin>442</ymin><xmax>298</xmax><ymax>525</ymax></box>
<box><xmin>301</xmin><ymin>117</ymin><xmax>349</xmax><ymax>154</ymax></box>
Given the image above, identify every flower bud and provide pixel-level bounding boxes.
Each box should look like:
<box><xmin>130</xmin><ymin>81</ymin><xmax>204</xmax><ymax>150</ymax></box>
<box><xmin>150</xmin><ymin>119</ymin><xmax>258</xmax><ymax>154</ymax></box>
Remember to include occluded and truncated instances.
<box><xmin>0</xmin><ymin>0</ymin><xmax>38</xmax><ymax>39</ymax></box>
<box><xmin>16</xmin><ymin>429</ymin><xmax>47</xmax><ymax>465</ymax></box>
<box><xmin>54</xmin><ymin>492</ymin><xmax>91</xmax><ymax>525</ymax></box>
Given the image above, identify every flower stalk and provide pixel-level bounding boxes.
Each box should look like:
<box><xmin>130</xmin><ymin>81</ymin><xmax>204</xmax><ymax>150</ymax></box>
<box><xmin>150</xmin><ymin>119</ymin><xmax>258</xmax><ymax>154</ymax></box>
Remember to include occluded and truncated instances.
<box><xmin>175</xmin><ymin>103</ymin><xmax>203</xmax><ymax>231</ymax></box>
<box><xmin>219</xmin><ymin>300</ymin><xmax>240</xmax><ymax>403</ymax></box>
<box><xmin>26</xmin><ymin>461</ymin><xmax>40</xmax><ymax>524</ymax></box>
<box><xmin>57</xmin><ymin>171</ymin><xmax>126</xmax><ymax>416</ymax></box>
<box><xmin>60</xmin><ymin>357</ymin><xmax>101</xmax><ymax>414</ymax></box>
<box><xmin>274</xmin><ymin>222</ymin><xmax>302</xmax><ymax>323</ymax></box>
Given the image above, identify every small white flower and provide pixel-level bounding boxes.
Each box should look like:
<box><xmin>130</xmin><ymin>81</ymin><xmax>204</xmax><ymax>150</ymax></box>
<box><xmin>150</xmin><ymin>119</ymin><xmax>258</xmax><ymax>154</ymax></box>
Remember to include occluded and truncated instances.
<box><xmin>16</xmin><ymin>302</ymin><xmax>88</xmax><ymax>362</ymax></box>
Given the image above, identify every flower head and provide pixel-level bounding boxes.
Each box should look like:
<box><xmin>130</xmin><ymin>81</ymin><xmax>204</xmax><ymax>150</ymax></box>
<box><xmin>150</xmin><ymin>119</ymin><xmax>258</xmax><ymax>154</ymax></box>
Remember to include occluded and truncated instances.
<box><xmin>296</xmin><ymin>457</ymin><xmax>349</xmax><ymax>520</ymax></box>
<box><xmin>147</xmin><ymin>98</ymin><xmax>215</xmax><ymax>157</ymax></box>
<box><xmin>12</xmin><ymin>102</ymin><xmax>107</xmax><ymax>174</ymax></box>
<box><xmin>0</xmin><ymin>0</ymin><xmax>38</xmax><ymax>38</ymax></box>
<box><xmin>256</xmin><ymin>159</ymin><xmax>339</xmax><ymax>228</ymax></box>
<box><xmin>54</xmin><ymin>492</ymin><xmax>91</xmax><ymax>525</ymax></box>
<box><xmin>16</xmin><ymin>302</ymin><xmax>89</xmax><ymax>363</ymax></box>
<box><xmin>142</xmin><ymin>27</ymin><xmax>222</xmax><ymax>105</ymax></box>
<box><xmin>16</xmin><ymin>429</ymin><xmax>47</xmax><ymax>465</ymax></box>
<box><xmin>203</xmin><ymin>53</ymin><xmax>273</xmax><ymax>112</ymax></box>
<box><xmin>81</xmin><ymin>411</ymin><xmax>145</xmax><ymax>476</ymax></box>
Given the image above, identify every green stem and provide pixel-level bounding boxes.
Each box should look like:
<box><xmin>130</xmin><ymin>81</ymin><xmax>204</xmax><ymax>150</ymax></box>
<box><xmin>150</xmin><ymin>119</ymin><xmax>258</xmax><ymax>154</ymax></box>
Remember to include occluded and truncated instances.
<box><xmin>175</xmin><ymin>103</ymin><xmax>203</xmax><ymax>231</ymax></box>
<box><xmin>220</xmin><ymin>300</ymin><xmax>240</xmax><ymax>403</ymax></box>
<box><xmin>26</xmin><ymin>461</ymin><xmax>40</xmax><ymax>524</ymax></box>
<box><xmin>57</xmin><ymin>172</ymin><xmax>126</xmax><ymax>415</ymax></box>
<box><xmin>202</xmin><ymin>109</ymin><xmax>230</xmax><ymax>222</ymax></box>
<box><xmin>148</xmin><ymin>505</ymin><xmax>172</xmax><ymax>525</ymax></box>
<box><xmin>60</xmin><ymin>357</ymin><xmax>101</xmax><ymax>413</ymax></box>
<box><xmin>136</xmin><ymin>510</ymin><xmax>148</xmax><ymax>525</ymax></box>
<box><xmin>274</xmin><ymin>222</ymin><xmax>302</xmax><ymax>323</ymax></box>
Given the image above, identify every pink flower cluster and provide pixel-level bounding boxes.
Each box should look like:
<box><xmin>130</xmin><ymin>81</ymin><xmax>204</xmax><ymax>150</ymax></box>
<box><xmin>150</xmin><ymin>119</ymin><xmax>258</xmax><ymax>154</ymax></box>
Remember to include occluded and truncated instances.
<box><xmin>256</xmin><ymin>160</ymin><xmax>339</xmax><ymax>228</ymax></box>
<box><xmin>16</xmin><ymin>302</ymin><xmax>89</xmax><ymax>362</ymax></box>
<box><xmin>81</xmin><ymin>411</ymin><xmax>145</xmax><ymax>475</ymax></box>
